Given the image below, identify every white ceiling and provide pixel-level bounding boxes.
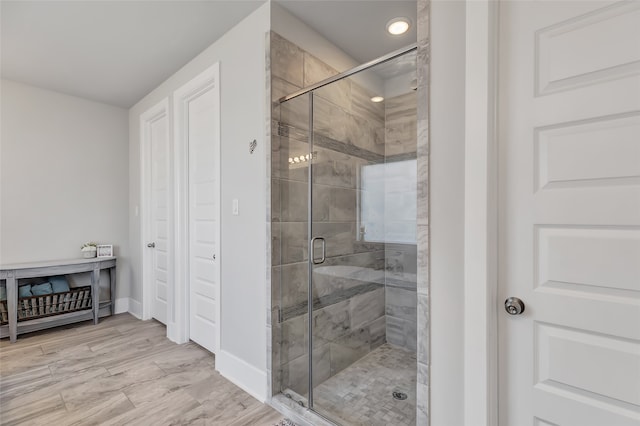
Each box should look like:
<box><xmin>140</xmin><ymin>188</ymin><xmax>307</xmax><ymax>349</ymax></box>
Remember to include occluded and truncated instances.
<box><xmin>1</xmin><ymin>0</ymin><xmax>416</xmax><ymax>109</ymax></box>
<box><xmin>1</xmin><ymin>1</ymin><xmax>265</xmax><ymax>108</ymax></box>
<box><xmin>275</xmin><ymin>0</ymin><xmax>417</xmax><ymax>64</ymax></box>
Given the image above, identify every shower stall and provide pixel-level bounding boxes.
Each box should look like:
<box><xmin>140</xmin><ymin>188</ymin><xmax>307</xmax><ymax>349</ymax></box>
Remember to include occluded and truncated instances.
<box><xmin>271</xmin><ymin>33</ymin><xmax>419</xmax><ymax>426</ymax></box>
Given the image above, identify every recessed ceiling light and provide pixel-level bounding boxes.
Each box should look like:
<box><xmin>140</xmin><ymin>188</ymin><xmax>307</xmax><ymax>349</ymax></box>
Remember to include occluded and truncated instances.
<box><xmin>371</xmin><ymin>96</ymin><xmax>384</xmax><ymax>103</ymax></box>
<box><xmin>387</xmin><ymin>17</ymin><xmax>411</xmax><ymax>35</ymax></box>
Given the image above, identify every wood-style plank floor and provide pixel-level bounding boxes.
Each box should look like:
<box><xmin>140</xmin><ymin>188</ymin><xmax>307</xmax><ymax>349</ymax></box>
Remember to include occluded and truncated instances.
<box><xmin>0</xmin><ymin>314</ymin><xmax>285</xmax><ymax>426</ymax></box>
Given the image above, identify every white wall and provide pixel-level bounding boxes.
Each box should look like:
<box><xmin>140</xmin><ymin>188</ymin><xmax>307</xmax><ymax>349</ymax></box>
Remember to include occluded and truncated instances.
<box><xmin>430</xmin><ymin>1</ymin><xmax>466</xmax><ymax>425</ymax></box>
<box><xmin>0</xmin><ymin>79</ymin><xmax>130</xmax><ymax>300</ymax></box>
<box><xmin>128</xmin><ymin>3</ymin><xmax>270</xmax><ymax>399</ymax></box>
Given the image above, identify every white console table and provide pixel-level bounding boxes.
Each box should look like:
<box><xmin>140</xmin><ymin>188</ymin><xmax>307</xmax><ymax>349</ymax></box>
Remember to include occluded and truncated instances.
<box><xmin>0</xmin><ymin>257</ymin><xmax>116</xmax><ymax>343</ymax></box>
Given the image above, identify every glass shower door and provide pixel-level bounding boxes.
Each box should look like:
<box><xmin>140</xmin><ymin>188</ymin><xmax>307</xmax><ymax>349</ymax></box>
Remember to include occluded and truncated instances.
<box><xmin>309</xmin><ymin>76</ymin><xmax>389</xmax><ymax>423</ymax></box>
<box><xmin>276</xmin><ymin>48</ymin><xmax>418</xmax><ymax>426</ymax></box>
<box><xmin>308</xmin><ymin>50</ymin><xmax>418</xmax><ymax>425</ymax></box>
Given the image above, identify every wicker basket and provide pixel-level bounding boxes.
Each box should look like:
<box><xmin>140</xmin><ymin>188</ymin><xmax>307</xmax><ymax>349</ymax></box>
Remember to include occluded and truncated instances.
<box><xmin>0</xmin><ymin>286</ymin><xmax>92</xmax><ymax>325</ymax></box>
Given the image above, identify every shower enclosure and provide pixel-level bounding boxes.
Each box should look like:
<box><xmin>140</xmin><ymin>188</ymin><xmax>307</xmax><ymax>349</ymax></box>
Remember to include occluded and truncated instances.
<box><xmin>271</xmin><ymin>36</ymin><xmax>418</xmax><ymax>426</ymax></box>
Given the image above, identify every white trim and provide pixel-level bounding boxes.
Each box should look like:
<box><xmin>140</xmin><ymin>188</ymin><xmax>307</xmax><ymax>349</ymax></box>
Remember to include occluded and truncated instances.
<box><xmin>128</xmin><ymin>298</ymin><xmax>143</xmax><ymax>319</ymax></box>
<box><xmin>217</xmin><ymin>350</ymin><xmax>268</xmax><ymax>402</ymax></box>
<box><xmin>429</xmin><ymin>1</ymin><xmax>467</xmax><ymax>425</ymax></box>
<box><xmin>114</xmin><ymin>297</ymin><xmax>143</xmax><ymax>319</ymax></box>
<box><xmin>172</xmin><ymin>62</ymin><xmax>222</xmax><ymax>352</ymax></box>
<box><xmin>140</xmin><ymin>98</ymin><xmax>171</xmax><ymax>324</ymax></box>
<box><xmin>464</xmin><ymin>1</ymin><xmax>499</xmax><ymax>425</ymax></box>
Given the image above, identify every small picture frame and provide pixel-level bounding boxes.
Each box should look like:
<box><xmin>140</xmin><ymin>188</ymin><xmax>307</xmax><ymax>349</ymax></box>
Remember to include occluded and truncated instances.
<box><xmin>96</xmin><ymin>245</ymin><xmax>113</xmax><ymax>258</ymax></box>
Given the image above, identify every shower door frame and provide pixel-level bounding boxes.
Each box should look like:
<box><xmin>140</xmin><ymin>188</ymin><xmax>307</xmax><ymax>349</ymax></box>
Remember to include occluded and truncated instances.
<box><xmin>306</xmin><ymin>91</ymin><xmax>316</xmax><ymax>408</ymax></box>
<box><xmin>278</xmin><ymin>44</ymin><xmax>417</xmax><ymax>104</ymax></box>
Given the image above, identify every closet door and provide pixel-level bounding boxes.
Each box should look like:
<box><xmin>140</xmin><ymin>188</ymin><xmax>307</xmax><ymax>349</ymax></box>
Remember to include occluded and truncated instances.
<box><xmin>174</xmin><ymin>64</ymin><xmax>221</xmax><ymax>354</ymax></box>
<box><xmin>141</xmin><ymin>99</ymin><xmax>171</xmax><ymax>325</ymax></box>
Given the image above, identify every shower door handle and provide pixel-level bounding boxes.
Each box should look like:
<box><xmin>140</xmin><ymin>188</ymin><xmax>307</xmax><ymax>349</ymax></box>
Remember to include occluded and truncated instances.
<box><xmin>311</xmin><ymin>237</ymin><xmax>326</xmax><ymax>264</ymax></box>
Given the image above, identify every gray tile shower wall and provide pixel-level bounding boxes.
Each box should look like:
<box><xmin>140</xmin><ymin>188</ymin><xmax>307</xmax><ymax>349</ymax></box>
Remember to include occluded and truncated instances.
<box><xmin>384</xmin><ymin>91</ymin><xmax>418</xmax><ymax>353</ymax></box>
<box><xmin>386</xmin><ymin>92</ymin><xmax>418</xmax><ymax>158</ymax></box>
<box><xmin>275</xmin><ymin>291</ymin><xmax>387</xmax><ymax>396</ymax></box>
<box><xmin>416</xmin><ymin>1</ymin><xmax>431</xmax><ymax>424</ymax></box>
<box><xmin>270</xmin><ymin>31</ymin><xmax>390</xmax><ymax>395</ymax></box>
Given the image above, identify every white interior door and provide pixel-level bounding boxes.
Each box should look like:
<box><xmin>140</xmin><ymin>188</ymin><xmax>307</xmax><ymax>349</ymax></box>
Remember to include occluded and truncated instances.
<box><xmin>498</xmin><ymin>1</ymin><xmax>640</xmax><ymax>425</ymax></box>
<box><xmin>175</xmin><ymin>65</ymin><xmax>221</xmax><ymax>354</ymax></box>
<box><xmin>142</xmin><ymin>100</ymin><xmax>170</xmax><ymax>325</ymax></box>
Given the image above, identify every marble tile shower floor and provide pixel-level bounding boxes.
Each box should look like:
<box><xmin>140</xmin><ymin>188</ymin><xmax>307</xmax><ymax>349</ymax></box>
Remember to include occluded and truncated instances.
<box><xmin>313</xmin><ymin>343</ymin><xmax>416</xmax><ymax>426</ymax></box>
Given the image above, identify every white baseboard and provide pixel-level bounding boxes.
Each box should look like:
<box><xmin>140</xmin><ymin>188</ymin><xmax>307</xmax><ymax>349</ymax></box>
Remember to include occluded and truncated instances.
<box><xmin>128</xmin><ymin>298</ymin><xmax>143</xmax><ymax>319</ymax></box>
<box><xmin>167</xmin><ymin>322</ymin><xmax>189</xmax><ymax>344</ymax></box>
<box><xmin>114</xmin><ymin>297</ymin><xmax>142</xmax><ymax>319</ymax></box>
<box><xmin>217</xmin><ymin>350</ymin><xmax>267</xmax><ymax>402</ymax></box>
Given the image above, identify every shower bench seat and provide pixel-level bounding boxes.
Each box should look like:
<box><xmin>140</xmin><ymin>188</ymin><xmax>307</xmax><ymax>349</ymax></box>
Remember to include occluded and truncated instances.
<box><xmin>0</xmin><ymin>257</ymin><xmax>116</xmax><ymax>343</ymax></box>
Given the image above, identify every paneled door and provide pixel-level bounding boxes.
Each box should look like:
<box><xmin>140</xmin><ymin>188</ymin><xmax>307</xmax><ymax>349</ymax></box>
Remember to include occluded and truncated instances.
<box><xmin>174</xmin><ymin>64</ymin><xmax>221</xmax><ymax>354</ymax></box>
<box><xmin>498</xmin><ymin>1</ymin><xmax>640</xmax><ymax>425</ymax></box>
<box><xmin>141</xmin><ymin>99</ymin><xmax>171</xmax><ymax>325</ymax></box>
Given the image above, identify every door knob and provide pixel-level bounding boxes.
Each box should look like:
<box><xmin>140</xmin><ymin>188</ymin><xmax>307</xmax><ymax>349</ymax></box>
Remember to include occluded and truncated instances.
<box><xmin>504</xmin><ymin>297</ymin><xmax>525</xmax><ymax>315</ymax></box>
<box><xmin>147</xmin><ymin>242</ymin><xmax>156</xmax><ymax>248</ymax></box>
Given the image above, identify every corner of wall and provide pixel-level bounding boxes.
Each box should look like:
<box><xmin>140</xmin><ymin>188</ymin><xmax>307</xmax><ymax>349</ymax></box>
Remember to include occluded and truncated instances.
<box><xmin>217</xmin><ymin>350</ymin><xmax>268</xmax><ymax>402</ymax></box>
<box><xmin>115</xmin><ymin>297</ymin><xmax>143</xmax><ymax>319</ymax></box>
<box><xmin>430</xmin><ymin>1</ymin><xmax>467</xmax><ymax>425</ymax></box>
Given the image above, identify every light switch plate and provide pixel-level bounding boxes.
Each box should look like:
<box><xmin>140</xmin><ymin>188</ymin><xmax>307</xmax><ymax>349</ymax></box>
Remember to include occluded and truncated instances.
<box><xmin>232</xmin><ymin>199</ymin><xmax>239</xmax><ymax>215</ymax></box>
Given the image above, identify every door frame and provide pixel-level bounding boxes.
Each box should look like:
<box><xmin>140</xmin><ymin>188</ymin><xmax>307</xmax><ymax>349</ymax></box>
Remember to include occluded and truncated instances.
<box><xmin>172</xmin><ymin>62</ymin><xmax>222</xmax><ymax>353</ymax></box>
<box><xmin>140</xmin><ymin>98</ymin><xmax>172</xmax><ymax>325</ymax></box>
<box><xmin>463</xmin><ymin>1</ymin><xmax>499</xmax><ymax>425</ymax></box>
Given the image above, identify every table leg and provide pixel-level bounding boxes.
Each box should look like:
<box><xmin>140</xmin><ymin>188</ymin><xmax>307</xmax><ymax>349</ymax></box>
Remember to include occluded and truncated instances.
<box><xmin>109</xmin><ymin>266</ymin><xmax>116</xmax><ymax>316</ymax></box>
<box><xmin>7</xmin><ymin>274</ymin><xmax>17</xmax><ymax>343</ymax></box>
<box><xmin>91</xmin><ymin>265</ymin><xmax>100</xmax><ymax>325</ymax></box>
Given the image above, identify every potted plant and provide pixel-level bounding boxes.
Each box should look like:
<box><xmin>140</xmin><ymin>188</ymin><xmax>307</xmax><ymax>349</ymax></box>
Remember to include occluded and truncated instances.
<box><xmin>81</xmin><ymin>242</ymin><xmax>98</xmax><ymax>258</ymax></box>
